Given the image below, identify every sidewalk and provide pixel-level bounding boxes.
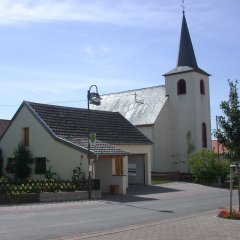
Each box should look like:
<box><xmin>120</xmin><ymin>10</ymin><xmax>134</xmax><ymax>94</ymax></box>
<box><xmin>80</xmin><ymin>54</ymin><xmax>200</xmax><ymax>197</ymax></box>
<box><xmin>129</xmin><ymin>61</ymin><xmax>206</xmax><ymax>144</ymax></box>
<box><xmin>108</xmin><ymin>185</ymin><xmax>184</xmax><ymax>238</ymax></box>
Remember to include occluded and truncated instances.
<box><xmin>51</xmin><ymin>209</ymin><xmax>240</xmax><ymax>240</ymax></box>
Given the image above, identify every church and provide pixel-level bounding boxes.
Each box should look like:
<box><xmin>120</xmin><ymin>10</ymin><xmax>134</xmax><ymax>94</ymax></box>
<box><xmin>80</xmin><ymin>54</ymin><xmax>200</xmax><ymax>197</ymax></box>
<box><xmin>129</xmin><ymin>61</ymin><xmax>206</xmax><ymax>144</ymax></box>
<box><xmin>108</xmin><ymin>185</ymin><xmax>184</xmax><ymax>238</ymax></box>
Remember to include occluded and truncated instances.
<box><xmin>92</xmin><ymin>11</ymin><xmax>212</xmax><ymax>174</ymax></box>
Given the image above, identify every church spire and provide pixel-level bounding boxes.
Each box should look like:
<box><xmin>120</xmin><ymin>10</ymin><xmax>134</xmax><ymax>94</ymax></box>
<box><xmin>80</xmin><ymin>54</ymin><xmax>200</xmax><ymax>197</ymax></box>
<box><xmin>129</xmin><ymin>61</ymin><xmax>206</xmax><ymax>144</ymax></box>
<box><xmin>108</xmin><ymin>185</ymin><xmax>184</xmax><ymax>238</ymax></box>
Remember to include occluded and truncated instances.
<box><xmin>163</xmin><ymin>5</ymin><xmax>210</xmax><ymax>77</ymax></box>
<box><xmin>177</xmin><ymin>11</ymin><xmax>198</xmax><ymax>69</ymax></box>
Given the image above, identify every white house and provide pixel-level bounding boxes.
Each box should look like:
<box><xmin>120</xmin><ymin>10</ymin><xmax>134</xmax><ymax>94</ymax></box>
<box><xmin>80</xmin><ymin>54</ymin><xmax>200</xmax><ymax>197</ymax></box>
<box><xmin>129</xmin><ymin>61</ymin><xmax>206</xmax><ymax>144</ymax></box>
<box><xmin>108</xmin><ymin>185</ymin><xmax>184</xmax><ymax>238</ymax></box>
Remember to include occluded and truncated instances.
<box><xmin>0</xmin><ymin>101</ymin><xmax>152</xmax><ymax>194</ymax></box>
<box><xmin>92</xmin><ymin>12</ymin><xmax>211</xmax><ymax>174</ymax></box>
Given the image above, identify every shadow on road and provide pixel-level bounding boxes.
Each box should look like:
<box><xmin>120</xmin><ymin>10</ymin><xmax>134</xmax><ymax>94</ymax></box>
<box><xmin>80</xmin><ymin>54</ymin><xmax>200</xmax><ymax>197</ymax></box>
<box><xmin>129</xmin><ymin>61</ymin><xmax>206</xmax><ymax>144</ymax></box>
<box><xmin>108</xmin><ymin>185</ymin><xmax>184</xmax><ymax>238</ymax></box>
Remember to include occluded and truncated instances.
<box><xmin>102</xmin><ymin>184</ymin><xmax>183</xmax><ymax>203</ymax></box>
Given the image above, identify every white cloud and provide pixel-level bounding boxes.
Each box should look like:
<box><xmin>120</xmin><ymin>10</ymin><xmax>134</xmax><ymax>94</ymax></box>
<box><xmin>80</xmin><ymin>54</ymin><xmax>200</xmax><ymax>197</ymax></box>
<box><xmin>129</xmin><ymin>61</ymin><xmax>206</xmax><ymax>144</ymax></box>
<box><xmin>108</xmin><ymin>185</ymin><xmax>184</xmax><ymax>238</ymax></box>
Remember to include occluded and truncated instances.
<box><xmin>0</xmin><ymin>0</ymin><xmax>238</xmax><ymax>33</ymax></box>
<box><xmin>0</xmin><ymin>0</ymin><xmax>180</xmax><ymax>28</ymax></box>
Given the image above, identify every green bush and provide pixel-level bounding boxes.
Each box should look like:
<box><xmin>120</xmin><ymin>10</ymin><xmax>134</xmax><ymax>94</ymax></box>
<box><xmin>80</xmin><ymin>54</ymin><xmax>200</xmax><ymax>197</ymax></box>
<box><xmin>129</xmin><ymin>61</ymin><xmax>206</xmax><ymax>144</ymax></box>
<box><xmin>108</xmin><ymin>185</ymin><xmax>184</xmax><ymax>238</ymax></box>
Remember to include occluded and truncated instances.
<box><xmin>0</xmin><ymin>175</ymin><xmax>9</xmax><ymax>183</ymax></box>
<box><xmin>45</xmin><ymin>166</ymin><xmax>57</xmax><ymax>180</ymax></box>
<box><xmin>215</xmin><ymin>159</ymin><xmax>229</xmax><ymax>181</ymax></box>
<box><xmin>13</xmin><ymin>144</ymin><xmax>34</xmax><ymax>180</ymax></box>
<box><xmin>72</xmin><ymin>162</ymin><xmax>86</xmax><ymax>181</ymax></box>
<box><xmin>187</xmin><ymin>149</ymin><xmax>229</xmax><ymax>183</ymax></box>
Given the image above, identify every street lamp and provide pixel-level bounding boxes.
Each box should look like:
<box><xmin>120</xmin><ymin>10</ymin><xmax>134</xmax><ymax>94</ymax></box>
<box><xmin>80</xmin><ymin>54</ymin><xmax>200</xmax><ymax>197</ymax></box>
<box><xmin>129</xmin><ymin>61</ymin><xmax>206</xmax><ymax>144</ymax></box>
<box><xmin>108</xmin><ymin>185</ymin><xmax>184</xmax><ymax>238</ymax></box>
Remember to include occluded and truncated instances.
<box><xmin>87</xmin><ymin>85</ymin><xmax>101</xmax><ymax>199</ymax></box>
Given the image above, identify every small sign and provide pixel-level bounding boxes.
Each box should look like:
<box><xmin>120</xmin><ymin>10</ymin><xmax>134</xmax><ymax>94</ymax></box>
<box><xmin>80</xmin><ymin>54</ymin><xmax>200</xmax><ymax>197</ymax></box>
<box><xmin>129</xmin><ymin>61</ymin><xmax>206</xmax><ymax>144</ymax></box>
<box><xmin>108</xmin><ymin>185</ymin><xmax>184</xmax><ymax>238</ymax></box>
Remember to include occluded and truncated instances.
<box><xmin>89</xmin><ymin>132</ymin><xmax>97</xmax><ymax>145</ymax></box>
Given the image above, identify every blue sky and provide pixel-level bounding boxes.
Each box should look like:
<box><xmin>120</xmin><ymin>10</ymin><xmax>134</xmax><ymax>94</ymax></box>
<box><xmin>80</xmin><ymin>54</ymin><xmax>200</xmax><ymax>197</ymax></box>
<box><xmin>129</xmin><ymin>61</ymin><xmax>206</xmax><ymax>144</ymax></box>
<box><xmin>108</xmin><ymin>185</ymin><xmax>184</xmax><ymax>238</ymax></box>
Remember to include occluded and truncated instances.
<box><xmin>0</xmin><ymin>0</ymin><xmax>239</xmax><ymax>133</ymax></box>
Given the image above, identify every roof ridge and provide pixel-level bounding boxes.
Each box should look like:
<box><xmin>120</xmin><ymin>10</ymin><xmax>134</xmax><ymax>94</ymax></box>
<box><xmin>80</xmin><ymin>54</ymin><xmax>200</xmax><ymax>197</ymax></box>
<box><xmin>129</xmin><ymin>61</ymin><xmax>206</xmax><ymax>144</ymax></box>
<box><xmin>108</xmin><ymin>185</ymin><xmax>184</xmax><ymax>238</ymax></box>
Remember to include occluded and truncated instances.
<box><xmin>101</xmin><ymin>85</ymin><xmax>165</xmax><ymax>96</ymax></box>
<box><xmin>26</xmin><ymin>101</ymin><xmax>119</xmax><ymax>115</ymax></box>
<box><xmin>26</xmin><ymin>101</ymin><xmax>85</xmax><ymax>111</ymax></box>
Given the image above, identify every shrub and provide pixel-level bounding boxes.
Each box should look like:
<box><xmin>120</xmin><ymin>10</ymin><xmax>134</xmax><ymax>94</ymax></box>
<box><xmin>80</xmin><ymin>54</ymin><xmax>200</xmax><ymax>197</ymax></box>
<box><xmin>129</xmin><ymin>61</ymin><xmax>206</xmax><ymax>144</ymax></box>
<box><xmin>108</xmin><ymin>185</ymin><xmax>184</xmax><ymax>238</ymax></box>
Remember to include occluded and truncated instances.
<box><xmin>187</xmin><ymin>149</ymin><xmax>229</xmax><ymax>183</ymax></box>
<box><xmin>45</xmin><ymin>166</ymin><xmax>57</xmax><ymax>180</ymax></box>
<box><xmin>72</xmin><ymin>162</ymin><xmax>86</xmax><ymax>181</ymax></box>
<box><xmin>215</xmin><ymin>159</ymin><xmax>230</xmax><ymax>181</ymax></box>
<box><xmin>0</xmin><ymin>175</ymin><xmax>9</xmax><ymax>183</ymax></box>
<box><xmin>13</xmin><ymin>144</ymin><xmax>34</xmax><ymax>180</ymax></box>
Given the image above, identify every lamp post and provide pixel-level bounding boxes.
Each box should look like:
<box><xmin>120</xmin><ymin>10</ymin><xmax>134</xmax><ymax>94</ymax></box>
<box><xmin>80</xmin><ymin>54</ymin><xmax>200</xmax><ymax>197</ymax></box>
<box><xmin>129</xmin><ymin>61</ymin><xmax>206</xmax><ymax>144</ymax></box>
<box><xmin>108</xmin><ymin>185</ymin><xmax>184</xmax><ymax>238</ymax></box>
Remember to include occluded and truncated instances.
<box><xmin>87</xmin><ymin>85</ymin><xmax>101</xmax><ymax>199</ymax></box>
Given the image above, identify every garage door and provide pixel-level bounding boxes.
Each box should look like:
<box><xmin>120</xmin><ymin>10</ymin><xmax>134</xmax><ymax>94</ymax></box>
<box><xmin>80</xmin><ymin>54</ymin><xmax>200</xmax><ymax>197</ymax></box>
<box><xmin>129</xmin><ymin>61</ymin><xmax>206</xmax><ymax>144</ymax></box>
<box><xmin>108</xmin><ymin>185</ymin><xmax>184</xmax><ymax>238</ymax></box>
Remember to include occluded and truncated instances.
<box><xmin>128</xmin><ymin>154</ymin><xmax>145</xmax><ymax>184</ymax></box>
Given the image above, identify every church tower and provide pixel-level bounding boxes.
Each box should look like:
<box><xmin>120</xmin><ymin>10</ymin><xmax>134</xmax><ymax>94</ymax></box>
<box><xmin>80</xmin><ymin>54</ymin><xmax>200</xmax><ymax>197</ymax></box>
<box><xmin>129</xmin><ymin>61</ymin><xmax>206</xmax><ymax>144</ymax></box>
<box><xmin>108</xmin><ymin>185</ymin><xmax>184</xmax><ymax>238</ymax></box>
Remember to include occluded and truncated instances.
<box><xmin>163</xmin><ymin>11</ymin><xmax>211</xmax><ymax>172</ymax></box>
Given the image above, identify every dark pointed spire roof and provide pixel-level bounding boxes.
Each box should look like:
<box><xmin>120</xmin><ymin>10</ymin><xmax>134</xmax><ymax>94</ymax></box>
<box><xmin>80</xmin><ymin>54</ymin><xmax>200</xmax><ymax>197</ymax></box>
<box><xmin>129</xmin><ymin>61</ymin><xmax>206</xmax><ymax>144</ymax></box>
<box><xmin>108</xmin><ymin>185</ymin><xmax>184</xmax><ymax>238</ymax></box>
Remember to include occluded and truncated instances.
<box><xmin>177</xmin><ymin>12</ymin><xmax>198</xmax><ymax>68</ymax></box>
<box><xmin>164</xmin><ymin>12</ymin><xmax>210</xmax><ymax>76</ymax></box>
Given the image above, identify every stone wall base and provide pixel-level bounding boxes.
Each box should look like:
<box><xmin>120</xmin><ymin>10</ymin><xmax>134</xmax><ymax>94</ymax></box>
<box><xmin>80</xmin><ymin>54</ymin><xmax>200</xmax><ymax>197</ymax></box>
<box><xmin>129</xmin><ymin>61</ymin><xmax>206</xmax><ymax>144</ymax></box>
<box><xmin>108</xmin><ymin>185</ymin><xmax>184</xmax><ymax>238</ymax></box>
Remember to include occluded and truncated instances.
<box><xmin>39</xmin><ymin>191</ymin><xmax>102</xmax><ymax>202</ymax></box>
<box><xmin>0</xmin><ymin>191</ymin><xmax>102</xmax><ymax>205</ymax></box>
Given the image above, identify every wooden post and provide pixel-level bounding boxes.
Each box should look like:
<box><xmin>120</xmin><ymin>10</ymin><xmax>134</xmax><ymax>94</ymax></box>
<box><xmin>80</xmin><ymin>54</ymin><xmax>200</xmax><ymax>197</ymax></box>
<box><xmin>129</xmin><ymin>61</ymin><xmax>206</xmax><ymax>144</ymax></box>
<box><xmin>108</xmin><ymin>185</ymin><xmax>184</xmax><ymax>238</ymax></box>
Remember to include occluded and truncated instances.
<box><xmin>216</xmin><ymin>116</ymin><xmax>220</xmax><ymax>161</ymax></box>
<box><xmin>237</xmin><ymin>164</ymin><xmax>240</xmax><ymax>212</ymax></box>
<box><xmin>230</xmin><ymin>166</ymin><xmax>233</xmax><ymax>213</ymax></box>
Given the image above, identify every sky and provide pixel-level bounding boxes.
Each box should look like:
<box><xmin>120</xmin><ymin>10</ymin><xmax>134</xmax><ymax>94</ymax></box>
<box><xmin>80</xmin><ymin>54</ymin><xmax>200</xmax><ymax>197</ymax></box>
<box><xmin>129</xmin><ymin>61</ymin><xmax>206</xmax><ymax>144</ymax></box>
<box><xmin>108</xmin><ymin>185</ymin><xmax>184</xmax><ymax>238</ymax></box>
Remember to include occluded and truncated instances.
<box><xmin>0</xmin><ymin>0</ymin><xmax>239</xmax><ymax>134</ymax></box>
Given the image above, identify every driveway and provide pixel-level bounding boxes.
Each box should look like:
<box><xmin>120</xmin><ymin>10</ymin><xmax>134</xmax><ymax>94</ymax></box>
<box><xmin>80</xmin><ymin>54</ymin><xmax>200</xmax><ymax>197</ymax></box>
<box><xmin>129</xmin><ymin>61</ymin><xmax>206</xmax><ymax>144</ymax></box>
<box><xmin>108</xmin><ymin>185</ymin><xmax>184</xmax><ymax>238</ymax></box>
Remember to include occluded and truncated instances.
<box><xmin>102</xmin><ymin>182</ymin><xmax>232</xmax><ymax>202</ymax></box>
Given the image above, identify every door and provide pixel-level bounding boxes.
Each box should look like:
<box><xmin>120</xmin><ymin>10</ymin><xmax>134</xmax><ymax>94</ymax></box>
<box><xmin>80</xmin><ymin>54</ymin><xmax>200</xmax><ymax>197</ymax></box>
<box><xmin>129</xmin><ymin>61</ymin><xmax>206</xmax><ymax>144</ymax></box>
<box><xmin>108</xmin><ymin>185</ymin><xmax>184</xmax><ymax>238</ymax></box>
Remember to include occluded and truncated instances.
<box><xmin>128</xmin><ymin>154</ymin><xmax>145</xmax><ymax>184</ymax></box>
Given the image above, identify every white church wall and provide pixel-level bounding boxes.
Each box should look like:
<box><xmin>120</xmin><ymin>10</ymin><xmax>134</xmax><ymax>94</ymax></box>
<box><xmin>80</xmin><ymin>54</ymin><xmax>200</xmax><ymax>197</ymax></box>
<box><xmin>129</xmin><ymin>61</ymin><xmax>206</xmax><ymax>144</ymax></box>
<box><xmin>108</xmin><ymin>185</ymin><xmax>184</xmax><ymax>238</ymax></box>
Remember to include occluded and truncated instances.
<box><xmin>151</xmin><ymin>101</ymin><xmax>173</xmax><ymax>172</ymax></box>
<box><xmin>165</xmin><ymin>71</ymin><xmax>211</xmax><ymax>172</ymax></box>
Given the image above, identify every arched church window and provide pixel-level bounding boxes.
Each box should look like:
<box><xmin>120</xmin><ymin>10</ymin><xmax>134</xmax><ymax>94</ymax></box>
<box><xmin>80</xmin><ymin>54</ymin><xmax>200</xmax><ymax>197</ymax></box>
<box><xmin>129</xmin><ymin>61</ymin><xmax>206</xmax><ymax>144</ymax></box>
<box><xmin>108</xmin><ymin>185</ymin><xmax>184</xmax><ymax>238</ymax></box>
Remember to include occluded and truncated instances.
<box><xmin>200</xmin><ymin>80</ymin><xmax>205</xmax><ymax>95</ymax></box>
<box><xmin>202</xmin><ymin>122</ymin><xmax>207</xmax><ymax>148</ymax></box>
<box><xmin>177</xmin><ymin>79</ymin><xmax>186</xmax><ymax>95</ymax></box>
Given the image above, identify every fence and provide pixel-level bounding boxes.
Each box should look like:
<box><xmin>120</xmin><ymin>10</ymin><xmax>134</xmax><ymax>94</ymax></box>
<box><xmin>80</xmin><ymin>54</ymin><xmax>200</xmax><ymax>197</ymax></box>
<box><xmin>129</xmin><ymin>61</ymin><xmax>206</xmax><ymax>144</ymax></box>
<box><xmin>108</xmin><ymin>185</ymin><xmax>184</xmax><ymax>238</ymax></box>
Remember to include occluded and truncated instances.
<box><xmin>0</xmin><ymin>179</ymin><xmax>100</xmax><ymax>195</ymax></box>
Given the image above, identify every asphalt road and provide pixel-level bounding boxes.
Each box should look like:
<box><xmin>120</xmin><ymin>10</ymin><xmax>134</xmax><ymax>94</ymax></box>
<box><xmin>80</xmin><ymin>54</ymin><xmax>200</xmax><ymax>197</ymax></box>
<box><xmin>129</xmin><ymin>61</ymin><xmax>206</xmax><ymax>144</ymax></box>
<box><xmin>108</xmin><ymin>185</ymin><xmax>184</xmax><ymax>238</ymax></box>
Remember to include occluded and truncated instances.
<box><xmin>0</xmin><ymin>183</ymin><xmax>238</xmax><ymax>240</ymax></box>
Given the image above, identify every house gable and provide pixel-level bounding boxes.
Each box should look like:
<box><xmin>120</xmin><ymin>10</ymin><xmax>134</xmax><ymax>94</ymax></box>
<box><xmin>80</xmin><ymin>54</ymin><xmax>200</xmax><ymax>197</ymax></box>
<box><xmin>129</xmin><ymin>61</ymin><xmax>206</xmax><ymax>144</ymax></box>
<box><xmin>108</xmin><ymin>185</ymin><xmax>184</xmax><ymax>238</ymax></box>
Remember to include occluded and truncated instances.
<box><xmin>0</xmin><ymin>102</ymin><xmax>130</xmax><ymax>157</ymax></box>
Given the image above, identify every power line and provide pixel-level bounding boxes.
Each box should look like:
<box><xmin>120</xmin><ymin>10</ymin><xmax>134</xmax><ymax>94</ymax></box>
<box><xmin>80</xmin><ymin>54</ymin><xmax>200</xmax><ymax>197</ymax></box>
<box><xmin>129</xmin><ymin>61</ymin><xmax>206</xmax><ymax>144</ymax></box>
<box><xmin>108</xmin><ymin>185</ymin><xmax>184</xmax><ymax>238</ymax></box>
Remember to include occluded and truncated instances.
<box><xmin>0</xmin><ymin>99</ymin><xmax>87</xmax><ymax>107</ymax></box>
<box><xmin>0</xmin><ymin>92</ymin><xmax>142</xmax><ymax>107</ymax></box>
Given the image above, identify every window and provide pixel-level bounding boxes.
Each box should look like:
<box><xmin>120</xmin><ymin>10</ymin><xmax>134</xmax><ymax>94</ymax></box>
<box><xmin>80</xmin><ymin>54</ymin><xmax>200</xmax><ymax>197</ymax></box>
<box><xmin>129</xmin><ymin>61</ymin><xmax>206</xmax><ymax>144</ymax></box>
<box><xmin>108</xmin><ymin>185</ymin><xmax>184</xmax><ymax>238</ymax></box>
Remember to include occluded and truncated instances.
<box><xmin>35</xmin><ymin>157</ymin><xmax>47</xmax><ymax>174</ymax></box>
<box><xmin>22</xmin><ymin>127</ymin><xmax>29</xmax><ymax>146</ymax></box>
<box><xmin>128</xmin><ymin>163</ymin><xmax>137</xmax><ymax>176</ymax></box>
<box><xmin>202</xmin><ymin>122</ymin><xmax>207</xmax><ymax>148</ymax></box>
<box><xmin>113</xmin><ymin>156</ymin><xmax>123</xmax><ymax>175</ymax></box>
<box><xmin>6</xmin><ymin>158</ymin><xmax>15</xmax><ymax>174</ymax></box>
<box><xmin>200</xmin><ymin>80</ymin><xmax>205</xmax><ymax>95</ymax></box>
<box><xmin>177</xmin><ymin>79</ymin><xmax>186</xmax><ymax>95</ymax></box>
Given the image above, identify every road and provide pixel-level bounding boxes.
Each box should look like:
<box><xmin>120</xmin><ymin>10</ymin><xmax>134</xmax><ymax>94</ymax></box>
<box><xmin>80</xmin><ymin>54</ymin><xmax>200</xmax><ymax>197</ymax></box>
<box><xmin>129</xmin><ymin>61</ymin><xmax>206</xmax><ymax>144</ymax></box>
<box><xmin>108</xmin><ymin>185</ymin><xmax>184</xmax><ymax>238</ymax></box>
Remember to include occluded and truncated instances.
<box><xmin>0</xmin><ymin>183</ymin><xmax>238</xmax><ymax>240</ymax></box>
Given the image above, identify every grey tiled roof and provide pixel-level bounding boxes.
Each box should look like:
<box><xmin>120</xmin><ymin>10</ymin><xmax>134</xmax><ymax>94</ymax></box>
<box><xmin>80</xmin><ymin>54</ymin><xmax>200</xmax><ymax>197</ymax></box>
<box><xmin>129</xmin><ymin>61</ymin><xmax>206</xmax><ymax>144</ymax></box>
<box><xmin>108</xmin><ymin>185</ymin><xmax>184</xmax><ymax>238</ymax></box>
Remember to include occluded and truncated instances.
<box><xmin>65</xmin><ymin>137</ymin><xmax>129</xmax><ymax>155</ymax></box>
<box><xmin>25</xmin><ymin>102</ymin><xmax>152</xmax><ymax>150</ymax></box>
<box><xmin>163</xmin><ymin>66</ymin><xmax>210</xmax><ymax>77</ymax></box>
<box><xmin>0</xmin><ymin>119</ymin><xmax>10</xmax><ymax>138</ymax></box>
<box><xmin>91</xmin><ymin>86</ymin><xmax>167</xmax><ymax>126</ymax></box>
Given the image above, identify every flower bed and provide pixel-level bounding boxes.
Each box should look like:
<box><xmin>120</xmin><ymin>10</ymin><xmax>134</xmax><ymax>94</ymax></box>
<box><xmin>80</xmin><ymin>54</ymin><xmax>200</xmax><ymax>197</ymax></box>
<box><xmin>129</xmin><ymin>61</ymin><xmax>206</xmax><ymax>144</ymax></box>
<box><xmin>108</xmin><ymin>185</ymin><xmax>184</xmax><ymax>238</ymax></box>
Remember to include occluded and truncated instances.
<box><xmin>218</xmin><ymin>209</ymin><xmax>240</xmax><ymax>220</ymax></box>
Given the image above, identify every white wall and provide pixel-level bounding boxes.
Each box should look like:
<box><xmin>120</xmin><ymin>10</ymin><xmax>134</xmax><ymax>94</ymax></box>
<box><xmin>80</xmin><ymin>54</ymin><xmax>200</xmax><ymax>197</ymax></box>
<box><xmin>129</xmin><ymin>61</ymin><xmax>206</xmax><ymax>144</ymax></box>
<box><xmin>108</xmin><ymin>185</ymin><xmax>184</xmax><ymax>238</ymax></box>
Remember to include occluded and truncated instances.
<box><xmin>137</xmin><ymin>109</ymin><xmax>172</xmax><ymax>173</ymax></box>
<box><xmin>164</xmin><ymin>71</ymin><xmax>211</xmax><ymax>172</ymax></box>
<box><xmin>114</xmin><ymin>144</ymin><xmax>152</xmax><ymax>185</ymax></box>
<box><xmin>0</xmin><ymin>105</ymin><xmax>88</xmax><ymax>180</ymax></box>
<box><xmin>95</xmin><ymin>157</ymin><xmax>127</xmax><ymax>194</ymax></box>
<box><xmin>151</xmin><ymin>101</ymin><xmax>172</xmax><ymax>172</ymax></box>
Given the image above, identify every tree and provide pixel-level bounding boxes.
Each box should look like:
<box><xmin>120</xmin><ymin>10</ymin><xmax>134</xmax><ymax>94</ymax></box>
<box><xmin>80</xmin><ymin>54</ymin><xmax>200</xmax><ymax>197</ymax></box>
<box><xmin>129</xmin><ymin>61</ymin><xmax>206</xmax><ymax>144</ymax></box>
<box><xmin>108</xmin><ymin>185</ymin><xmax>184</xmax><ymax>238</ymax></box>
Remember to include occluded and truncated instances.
<box><xmin>13</xmin><ymin>144</ymin><xmax>34</xmax><ymax>180</ymax></box>
<box><xmin>215</xmin><ymin>79</ymin><xmax>240</xmax><ymax>211</ymax></box>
